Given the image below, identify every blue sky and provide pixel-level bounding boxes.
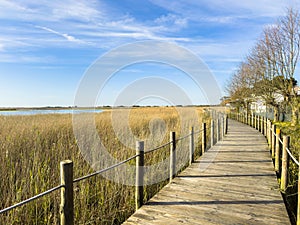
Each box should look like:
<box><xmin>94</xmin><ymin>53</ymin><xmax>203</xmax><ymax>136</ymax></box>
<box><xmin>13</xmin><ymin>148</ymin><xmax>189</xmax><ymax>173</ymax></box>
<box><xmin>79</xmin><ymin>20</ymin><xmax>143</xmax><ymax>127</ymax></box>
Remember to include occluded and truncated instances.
<box><xmin>0</xmin><ymin>0</ymin><xmax>299</xmax><ymax>107</ymax></box>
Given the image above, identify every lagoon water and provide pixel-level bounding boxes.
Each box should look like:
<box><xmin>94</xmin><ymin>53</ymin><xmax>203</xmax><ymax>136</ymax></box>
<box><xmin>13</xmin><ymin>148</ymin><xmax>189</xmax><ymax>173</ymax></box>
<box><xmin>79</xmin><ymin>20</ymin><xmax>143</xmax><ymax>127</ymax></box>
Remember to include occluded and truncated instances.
<box><xmin>0</xmin><ymin>109</ymin><xmax>103</xmax><ymax>116</ymax></box>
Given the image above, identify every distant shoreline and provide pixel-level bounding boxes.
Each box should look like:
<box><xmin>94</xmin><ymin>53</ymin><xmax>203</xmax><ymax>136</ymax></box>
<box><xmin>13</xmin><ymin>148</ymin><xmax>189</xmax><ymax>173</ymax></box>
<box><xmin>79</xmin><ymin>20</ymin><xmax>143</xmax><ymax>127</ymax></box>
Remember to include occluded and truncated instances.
<box><xmin>0</xmin><ymin>105</ymin><xmax>222</xmax><ymax>111</ymax></box>
<box><xmin>0</xmin><ymin>106</ymin><xmax>110</xmax><ymax>111</ymax></box>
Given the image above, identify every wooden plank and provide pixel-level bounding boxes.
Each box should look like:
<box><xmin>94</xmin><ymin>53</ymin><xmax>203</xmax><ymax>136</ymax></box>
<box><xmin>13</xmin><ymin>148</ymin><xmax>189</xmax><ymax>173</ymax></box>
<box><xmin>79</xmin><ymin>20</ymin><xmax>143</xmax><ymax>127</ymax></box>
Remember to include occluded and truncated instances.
<box><xmin>123</xmin><ymin>119</ymin><xmax>290</xmax><ymax>225</ymax></box>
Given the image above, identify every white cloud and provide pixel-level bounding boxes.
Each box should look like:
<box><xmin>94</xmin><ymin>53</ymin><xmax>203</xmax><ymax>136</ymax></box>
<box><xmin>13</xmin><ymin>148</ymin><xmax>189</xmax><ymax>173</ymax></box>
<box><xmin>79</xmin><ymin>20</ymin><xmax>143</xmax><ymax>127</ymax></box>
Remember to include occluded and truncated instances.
<box><xmin>50</xmin><ymin>0</ymin><xmax>102</xmax><ymax>22</ymax></box>
<box><xmin>0</xmin><ymin>0</ymin><xmax>104</xmax><ymax>22</ymax></box>
<box><xmin>36</xmin><ymin>26</ymin><xmax>80</xmax><ymax>43</ymax></box>
<box><xmin>150</xmin><ymin>0</ymin><xmax>297</xmax><ymax>22</ymax></box>
<box><xmin>155</xmin><ymin>14</ymin><xmax>188</xmax><ymax>28</ymax></box>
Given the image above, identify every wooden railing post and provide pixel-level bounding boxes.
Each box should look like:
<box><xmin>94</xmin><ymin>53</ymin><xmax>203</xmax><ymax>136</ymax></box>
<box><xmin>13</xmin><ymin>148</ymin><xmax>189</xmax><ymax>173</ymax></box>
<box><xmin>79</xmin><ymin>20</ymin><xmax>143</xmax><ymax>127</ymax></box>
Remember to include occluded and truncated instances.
<box><xmin>256</xmin><ymin>115</ymin><xmax>258</xmax><ymax>130</ymax></box>
<box><xmin>257</xmin><ymin>116</ymin><xmax>260</xmax><ymax>131</ymax></box>
<box><xmin>275</xmin><ymin>128</ymin><xmax>281</xmax><ymax>172</ymax></box>
<box><xmin>266</xmin><ymin>120</ymin><xmax>270</xmax><ymax>146</ymax></box>
<box><xmin>297</xmin><ymin>153</ymin><xmax>300</xmax><ymax>225</ymax></box>
<box><xmin>202</xmin><ymin>123</ymin><xmax>206</xmax><ymax>155</ymax></box>
<box><xmin>216</xmin><ymin>118</ymin><xmax>220</xmax><ymax>142</ymax></box>
<box><xmin>271</xmin><ymin>124</ymin><xmax>276</xmax><ymax>158</ymax></box>
<box><xmin>60</xmin><ymin>160</ymin><xmax>74</xmax><ymax>225</ymax></box>
<box><xmin>225</xmin><ymin>115</ymin><xmax>228</xmax><ymax>134</ymax></box>
<box><xmin>264</xmin><ymin>117</ymin><xmax>267</xmax><ymax>137</ymax></box>
<box><xmin>222</xmin><ymin>115</ymin><xmax>225</xmax><ymax>136</ymax></box>
<box><xmin>220</xmin><ymin>117</ymin><xmax>224</xmax><ymax>140</ymax></box>
<box><xmin>260</xmin><ymin>116</ymin><xmax>264</xmax><ymax>134</ymax></box>
<box><xmin>280</xmin><ymin>136</ymin><xmax>290</xmax><ymax>192</ymax></box>
<box><xmin>251</xmin><ymin>112</ymin><xmax>254</xmax><ymax>127</ymax></box>
<box><xmin>247</xmin><ymin>113</ymin><xmax>250</xmax><ymax>125</ymax></box>
<box><xmin>136</xmin><ymin>141</ymin><xmax>144</xmax><ymax>210</ymax></box>
<box><xmin>211</xmin><ymin>120</ymin><xmax>214</xmax><ymax>147</ymax></box>
<box><xmin>189</xmin><ymin>127</ymin><xmax>194</xmax><ymax>165</ymax></box>
<box><xmin>170</xmin><ymin>131</ymin><xmax>176</xmax><ymax>182</ymax></box>
<box><xmin>268</xmin><ymin>120</ymin><xmax>271</xmax><ymax>149</ymax></box>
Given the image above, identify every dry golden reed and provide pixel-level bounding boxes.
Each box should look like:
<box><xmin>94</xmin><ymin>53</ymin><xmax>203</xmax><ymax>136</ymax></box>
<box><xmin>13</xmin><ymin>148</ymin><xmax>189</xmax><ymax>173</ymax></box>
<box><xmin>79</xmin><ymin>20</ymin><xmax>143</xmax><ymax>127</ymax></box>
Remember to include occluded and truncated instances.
<box><xmin>0</xmin><ymin>107</ymin><xmax>209</xmax><ymax>224</ymax></box>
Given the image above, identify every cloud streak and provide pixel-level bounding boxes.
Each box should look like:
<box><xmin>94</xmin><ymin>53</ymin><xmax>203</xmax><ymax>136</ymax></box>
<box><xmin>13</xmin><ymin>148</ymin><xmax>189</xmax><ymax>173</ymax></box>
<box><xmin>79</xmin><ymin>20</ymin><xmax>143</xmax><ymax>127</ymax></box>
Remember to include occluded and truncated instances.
<box><xmin>36</xmin><ymin>26</ymin><xmax>79</xmax><ymax>42</ymax></box>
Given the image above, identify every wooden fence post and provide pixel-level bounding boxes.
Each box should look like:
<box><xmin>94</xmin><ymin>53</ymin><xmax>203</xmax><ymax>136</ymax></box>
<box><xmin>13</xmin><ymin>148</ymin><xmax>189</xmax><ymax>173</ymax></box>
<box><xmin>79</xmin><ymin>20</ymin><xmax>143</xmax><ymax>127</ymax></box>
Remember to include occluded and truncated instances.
<box><xmin>251</xmin><ymin>112</ymin><xmax>254</xmax><ymax>127</ymax></box>
<box><xmin>275</xmin><ymin>128</ymin><xmax>281</xmax><ymax>172</ymax></box>
<box><xmin>271</xmin><ymin>124</ymin><xmax>276</xmax><ymax>158</ymax></box>
<box><xmin>297</xmin><ymin>153</ymin><xmax>300</xmax><ymax>225</ymax></box>
<box><xmin>247</xmin><ymin>113</ymin><xmax>250</xmax><ymax>125</ymax></box>
<box><xmin>136</xmin><ymin>141</ymin><xmax>144</xmax><ymax>210</ymax></box>
<box><xmin>260</xmin><ymin>116</ymin><xmax>264</xmax><ymax>134</ymax></box>
<box><xmin>264</xmin><ymin>117</ymin><xmax>267</xmax><ymax>137</ymax></box>
<box><xmin>268</xmin><ymin>120</ymin><xmax>272</xmax><ymax>149</ymax></box>
<box><xmin>223</xmin><ymin>115</ymin><xmax>225</xmax><ymax>136</ymax></box>
<box><xmin>280</xmin><ymin>136</ymin><xmax>290</xmax><ymax>192</ymax></box>
<box><xmin>170</xmin><ymin>131</ymin><xmax>176</xmax><ymax>182</ymax></box>
<box><xmin>257</xmin><ymin>116</ymin><xmax>260</xmax><ymax>131</ymax></box>
<box><xmin>216</xmin><ymin>119</ymin><xmax>220</xmax><ymax>142</ymax></box>
<box><xmin>266</xmin><ymin>119</ymin><xmax>271</xmax><ymax>149</ymax></box>
<box><xmin>220</xmin><ymin>117</ymin><xmax>223</xmax><ymax>140</ymax></box>
<box><xmin>256</xmin><ymin>115</ymin><xmax>258</xmax><ymax>130</ymax></box>
<box><xmin>211</xmin><ymin>120</ymin><xmax>214</xmax><ymax>147</ymax></box>
<box><xmin>225</xmin><ymin>115</ymin><xmax>228</xmax><ymax>134</ymax></box>
<box><xmin>202</xmin><ymin>123</ymin><xmax>206</xmax><ymax>155</ymax></box>
<box><xmin>60</xmin><ymin>160</ymin><xmax>74</xmax><ymax>225</ymax></box>
<box><xmin>189</xmin><ymin>127</ymin><xmax>194</xmax><ymax>165</ymax></box>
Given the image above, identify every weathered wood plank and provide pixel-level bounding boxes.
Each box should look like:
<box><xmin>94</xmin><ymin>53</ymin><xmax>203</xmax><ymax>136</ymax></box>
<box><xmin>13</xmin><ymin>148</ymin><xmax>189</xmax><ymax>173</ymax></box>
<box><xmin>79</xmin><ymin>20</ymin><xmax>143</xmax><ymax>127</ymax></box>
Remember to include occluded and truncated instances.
<box><xmin>123</xmin><ymin>119</ymin><xmax>290</xmax><ymax>225</ymax></box>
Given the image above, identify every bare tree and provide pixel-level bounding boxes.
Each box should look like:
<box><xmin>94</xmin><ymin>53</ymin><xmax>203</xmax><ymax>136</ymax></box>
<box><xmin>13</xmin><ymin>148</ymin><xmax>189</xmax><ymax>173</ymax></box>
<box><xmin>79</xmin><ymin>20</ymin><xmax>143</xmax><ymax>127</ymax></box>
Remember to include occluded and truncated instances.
<box><xmin>227</xmin><ymin>62</ymin><xmax>256</xmax><ymax>113</ymax></box>
<box><xmin>269</xmin><ymin>8</ymin><xmax>300</xmax><ymax>125</ymax></box>
<box><xmin>228</xmin><ymin>8</ymin><xmax>300</xmax><ymax>124</ymax></box>
<box><xmin>250</xmin><ymin>29</ymin><xmax>282</xmax><ymax>121</ymax></box>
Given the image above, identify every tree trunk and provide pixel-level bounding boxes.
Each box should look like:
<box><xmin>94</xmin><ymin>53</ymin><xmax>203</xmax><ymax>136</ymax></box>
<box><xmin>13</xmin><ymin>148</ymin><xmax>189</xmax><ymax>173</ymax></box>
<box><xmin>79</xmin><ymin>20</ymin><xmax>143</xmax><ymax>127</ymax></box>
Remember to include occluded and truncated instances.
<box><xmin>273</xmin><ymin>105</ymin><xmax>279</xmax><ymax>122</ymax></box>
<box><xmin>291</xmin><ymin>103</ymin><xmax>299</xmax><ymax>126</ymax></box>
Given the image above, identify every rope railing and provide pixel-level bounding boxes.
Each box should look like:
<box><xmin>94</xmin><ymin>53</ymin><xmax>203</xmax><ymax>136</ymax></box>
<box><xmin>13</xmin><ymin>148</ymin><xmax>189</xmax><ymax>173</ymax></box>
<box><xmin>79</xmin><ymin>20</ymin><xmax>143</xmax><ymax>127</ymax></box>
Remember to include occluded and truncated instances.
<box><xmin>0</xmin><ymin>112</ymin><xmax>228</xmax><ymax>224</ymax></box>
<box><xmin>0</xmin><ymin>185</ymin><xmax>62</xmax><ymax>214</ymax></box>
<box><xmin>176</xmin><ymin>133</ymin><xmax>192</xmax><ymax>141</ymax></box>
<box><xmin>286</xmin><ymin>147</ymin><xmax>299</xmax><ymax>166</ymax></box>
<box><xmin>73</xmin><ymin>154</ymin><xmax>139</xmax><ymax>183</ymax></box>
<box><xmin>194</xmin><ymin>128</ymin><xmax>205</xmax><ymax>135</ymax></box>
<box><xmin>270</xmin><ymin>127</ymin><xmax>299</xmax><ymax>166</ymax></box>
<box><xmin>144</xmin><ymin>141</ymin><xmax>172</xmax><ymax>154</ymax></box>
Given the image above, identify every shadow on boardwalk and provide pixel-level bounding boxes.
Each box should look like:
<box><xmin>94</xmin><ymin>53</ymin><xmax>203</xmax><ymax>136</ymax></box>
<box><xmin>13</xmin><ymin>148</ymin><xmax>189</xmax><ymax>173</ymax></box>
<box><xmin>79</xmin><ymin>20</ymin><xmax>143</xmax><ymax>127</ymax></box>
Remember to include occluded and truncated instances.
<box><xmin>123</xmin><ymin>119</ymin><xmax>290</xmax><ymax>225</ymax></box>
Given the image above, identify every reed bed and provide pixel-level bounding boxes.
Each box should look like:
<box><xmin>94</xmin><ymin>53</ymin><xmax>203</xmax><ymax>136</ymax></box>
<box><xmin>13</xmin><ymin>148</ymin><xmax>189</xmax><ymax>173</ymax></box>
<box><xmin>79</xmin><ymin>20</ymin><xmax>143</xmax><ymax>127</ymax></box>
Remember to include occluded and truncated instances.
<box><xmin>0</xmin><ymin>106</ymin><xmax>209</xmax><ymax>224</ymax></box>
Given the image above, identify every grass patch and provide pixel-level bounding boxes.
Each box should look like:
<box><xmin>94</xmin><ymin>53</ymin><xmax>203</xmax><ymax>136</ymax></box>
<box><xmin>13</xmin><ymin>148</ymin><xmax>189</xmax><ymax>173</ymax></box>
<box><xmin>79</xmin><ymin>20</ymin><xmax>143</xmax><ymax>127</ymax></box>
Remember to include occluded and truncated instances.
<box><xmin>273</xmin><ymin>121</ymin><xmax>300</xmax><ymax>224</ymax></box>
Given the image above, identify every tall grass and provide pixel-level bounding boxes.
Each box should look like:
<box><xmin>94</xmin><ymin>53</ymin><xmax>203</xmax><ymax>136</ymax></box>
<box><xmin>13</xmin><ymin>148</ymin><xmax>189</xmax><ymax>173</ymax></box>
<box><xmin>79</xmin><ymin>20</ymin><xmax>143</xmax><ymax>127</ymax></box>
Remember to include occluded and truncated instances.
<box><xmin>0</xmin><ymin>106</ymin><xmax>209</xmax><ymax>224</ymax></box>
<box><xmin>273</xmin><ymin>122</ymin><xmax>300</xmax><ymax>224</ymax></box>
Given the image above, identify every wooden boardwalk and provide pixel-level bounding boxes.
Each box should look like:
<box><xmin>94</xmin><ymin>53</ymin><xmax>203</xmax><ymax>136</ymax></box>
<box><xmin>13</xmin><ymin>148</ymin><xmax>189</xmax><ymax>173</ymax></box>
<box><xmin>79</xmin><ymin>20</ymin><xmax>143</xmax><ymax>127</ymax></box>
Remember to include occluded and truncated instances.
<box><xmin>123</xmin><ymin>119</ymin><xmax>290</xmax><ymax>225</ymax></box>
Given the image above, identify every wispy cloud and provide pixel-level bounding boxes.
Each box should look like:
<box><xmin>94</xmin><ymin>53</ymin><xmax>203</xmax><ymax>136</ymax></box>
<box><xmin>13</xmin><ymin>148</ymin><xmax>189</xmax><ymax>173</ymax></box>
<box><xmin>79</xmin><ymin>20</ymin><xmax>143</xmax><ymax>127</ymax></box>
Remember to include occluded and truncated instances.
<box><xmin>154</xmin><ymin>13</ymin><xmax>188</xmax><ymax>28</ymax></box>
<box><xmin>36</xmin><ymin>26</ymin><xmax>80</xmax><ymax>42</ymax></box>
<box><xmin>150</xmin><ymin>0</ymin><xmax>297</xmax><ymax>22</ymax></box>
<box><xmin>0</xmin><ymin>0</ymin><xmax>103</xmax><ymax>22</ymax></box>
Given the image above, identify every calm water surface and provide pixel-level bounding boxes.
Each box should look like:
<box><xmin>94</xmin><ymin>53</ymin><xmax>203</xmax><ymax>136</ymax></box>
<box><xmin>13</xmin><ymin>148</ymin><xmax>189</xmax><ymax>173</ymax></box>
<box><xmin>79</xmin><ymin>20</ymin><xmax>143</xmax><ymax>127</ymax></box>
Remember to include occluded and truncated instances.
<box><xmin>0</xmin><ymin>109</ymin><xmax>103</xmax><ymax>116</ymax></box>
